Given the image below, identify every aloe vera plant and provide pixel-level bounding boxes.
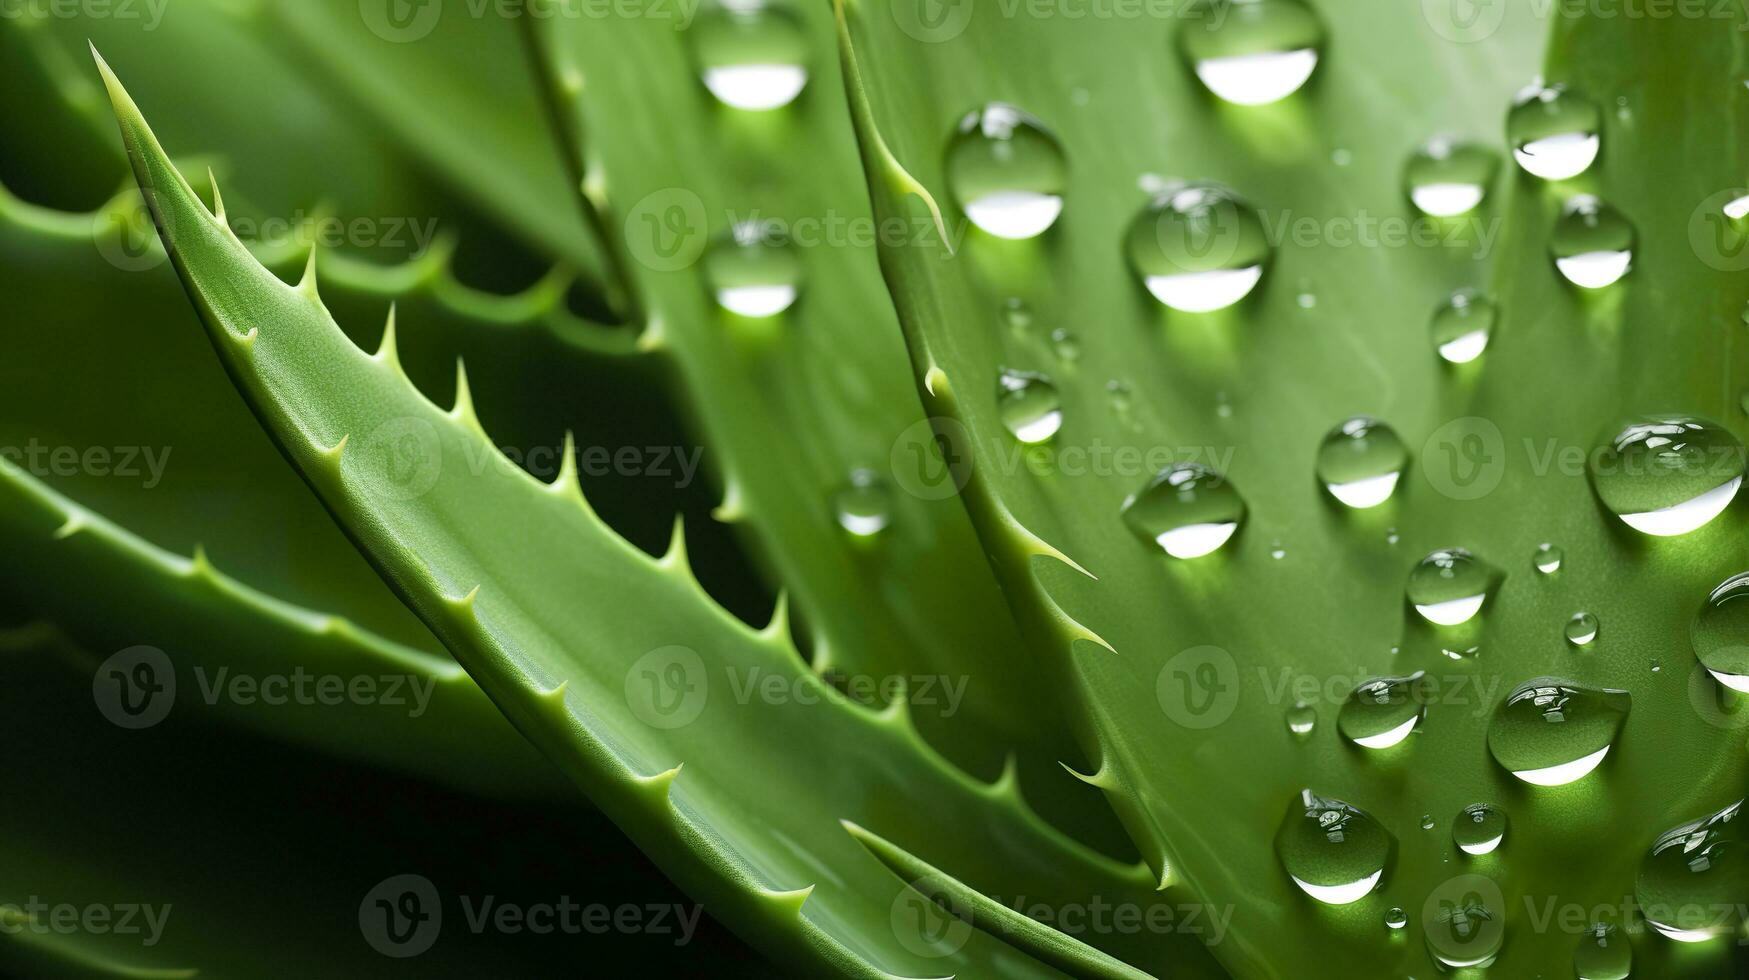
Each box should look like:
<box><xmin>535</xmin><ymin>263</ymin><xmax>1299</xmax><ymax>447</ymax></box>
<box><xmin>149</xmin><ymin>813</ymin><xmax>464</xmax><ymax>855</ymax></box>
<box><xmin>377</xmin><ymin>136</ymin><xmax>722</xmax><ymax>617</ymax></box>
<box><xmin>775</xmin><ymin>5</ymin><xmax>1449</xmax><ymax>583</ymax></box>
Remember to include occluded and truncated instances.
<box><xmin>5</xmin><ymin>0</ymin><xmax>1749</xmax><ymax>975</ymax></box>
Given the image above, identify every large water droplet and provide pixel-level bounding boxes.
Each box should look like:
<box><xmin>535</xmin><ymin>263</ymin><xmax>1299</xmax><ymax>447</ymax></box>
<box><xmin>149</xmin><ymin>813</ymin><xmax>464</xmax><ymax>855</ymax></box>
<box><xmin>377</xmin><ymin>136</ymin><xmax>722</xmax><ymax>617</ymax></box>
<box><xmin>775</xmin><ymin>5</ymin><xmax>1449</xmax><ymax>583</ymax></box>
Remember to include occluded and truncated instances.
<box><xmin>705</xmin><ymin>220</ymin><xmax>801</xmax><ymax>317</ymax></box>
<box><xmin>1573</xmin><ymin>922</ymin><xmax>1631</xmax><ymax>980</ymax></box>
<box><xmin>997</xmin><ymin>369</ymin><xmax>1063</xmax><ymax>444</ymax></box>
<box><xmin>1405</xmin><ymin>139</ymin><xmax>1498</xmax><ymax>217</ymax></box>
<box><xmin>1179</xmin><ymin>0</ymin><xmax>1325</xmax><ymax>106</ymax></box>
<box><xmin>1125</xmin><ymin>182</ymin><xmax>1271</xmax><ymax>313</ymax></box>
<box><xmin>1533</xmin><ymin>542</ymin><xmax>1564</xmax><ymax>575</ymax></box>
<box><xmin>1407</xmin><ymin>548</ymin><xmax>1500</xmax><ymax>626</ymax></box>
<box><xmin>1316</xmin><ymin>416</ymin><xmax>1407</xmax><ymax>509</ymax></box>
<box><xmin>1487</xmin><ymin>677</ymin><xmax>1629</xmax><ymax>786</ymax></box>
<box><xmin>1508</xmin><ymin>82</ymin><xmax>1601</xmax><ymax>180</ymax></box>
<box><xmin>946</xmin><ymin>104</ymin><xmax>1066</xmax><ymax>240</ymax></box>
<box><xmin>1121</xmin><ymin>462</ymin><xmax>1246</xmax><ymax>559</ymax></box>
<box><xmin>1635</xmin><ymin>799</ymin><xmax>1748</xmax><ymax>943</ymax></box>
<box><xmin>1453</xmin><ymin>803</ymin><xmax>1507</xmax><ymax>855</ymax></box>
<box><xmin>1690</xmin><ymin>571</ymin><xmax>1749</xmax><ymax>692</ymax></box>
<box><xmin>1566</xmin><ymin>611</ymin><xmax>1599</xmax><ymax>646</ymax></box>
<box><xmin>1431</xmin><ymin>289</ymin><xmax>1495</xmax><ymax>364</ymax></box>
<box><xmin>1274</xmin><ymin>789</ymin><xmax>1393</xmax><ymax>905</ymax></box>
<box><xmin>1551</xmin><ymin>196</ymin><xmax>1634</xmax><ymax>288</ymax></box>
<box><xmin>1337</xmin><ymin>672</ymin><xmax>1426</xmax><ymax>749</ymax></box>
<box><xmin>693</xmin><ymin>0</ymin><xmax>809</xmax><ymax>111</ymax></box>
<box><xmin>1589</xmin><ymin>415</ymin><xmax>1745</xmax><ymax>537</ymax></box>
<box><xmin>834</xmin><ymin>469</ymin><xmax>891</xmax><ymax>538</ymax></box>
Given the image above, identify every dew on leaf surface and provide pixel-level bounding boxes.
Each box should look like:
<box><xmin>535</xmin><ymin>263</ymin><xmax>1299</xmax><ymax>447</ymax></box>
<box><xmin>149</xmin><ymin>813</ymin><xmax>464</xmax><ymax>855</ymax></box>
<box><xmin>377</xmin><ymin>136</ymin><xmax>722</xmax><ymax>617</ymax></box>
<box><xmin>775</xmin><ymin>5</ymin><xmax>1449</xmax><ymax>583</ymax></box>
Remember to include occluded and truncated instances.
<box><xmin>1690</xmin><ymin>571</ymin><xmax>1749</xmax><ymax>692</ymax></box>
<box><xmin>1508</xmin><ymin>81</ymin><xmax>1601</xmax><ymax>180</ymax></box>
<box><xmin>1635</xmin><ymin>799</ymin><xmax>1748</xmax><ymax>943</ymax></box>
<box><xmin>1452</xmin><ymin>803</ymin><xmax>1506</xmax><ymax>856</ymax></box>
<box><xmin>1316</xmin><ymin>416</ymin><xmax>1407</xmax><ymax>509</ymax></box>
<box><xmin>833</xmin><ymin>469</ymin><xmax>891</xmax><ymax>538</ymax></box>
<box><xmin>693</xmin><ymin>0</ymin><xmax>809</xmax><ymax>111</ymax></box>
<box><xmin>1486</xmin><ymin>677</ymin><xmax>1629</xmax><ymax>786</ymax></box>
<box><xmin>996</xmin><ymin>369</ymin><xmax>1063</xmax><ymax>445</ymax></box>
<box><xmin>1588</xmin><ymin>415</ymin><xmax>1744</xmax><ymax>537</ymax></box>
<box><xmin>1565</xmin><ymin>612</ymin><xmax>1599</xmax><ymax>647</ymax></box>
<box><xmin>1337</xmin><ymin>672</ymin><xmax>1426</xmax><ymax>749</ymax></box>
<box><xmin>1273</xmin><ymin>789</ymin><xmax>1393</xmax><ymax>905</ymax></box>
<box><xmin>1178</xmin><ymin>0</ymin><xmax>1325</xmax><ymax>106</ymax></box>
<box><xmin>1404</xmin><ymin>139</ymin><xmax>1497</xmax><ymax>217</ymax></box>
<box><xmin>1407</xmin><ymin>548</ymin><xmax>1499</xmax><ymax>626</ymax></box>
<box><xmin>1121</xmin><ymin>462</ymin><xmax>1245</xmax><ymax>559</ymax></box>
<box><xmin>1430</xmin><ymin>289</ymin><xmax>1495</xmax><ymax>364</ymax></box>
<box><xmin>1125</xmin><ymin>182</ymin><xmax>1270</xmax><ymax>313</ymax></box>
<box><xmin>1573</xmin><ymin>922</ymin><xmax>1631</xmax><ymax>980</ymax></box>
<box><xmin>1551</xmin><ymin>195</ymin><xmax>1633</xmax><ymax>289</ymax></box>
<box><xmin>705</xmin><ymin>220</ymin><xmax>801</xmax><ymax>317</ymax></box>
<box><xmin>946</xmin><ymin>103</ymin><xmax>1066</xmax><ymax>240</ymax></box>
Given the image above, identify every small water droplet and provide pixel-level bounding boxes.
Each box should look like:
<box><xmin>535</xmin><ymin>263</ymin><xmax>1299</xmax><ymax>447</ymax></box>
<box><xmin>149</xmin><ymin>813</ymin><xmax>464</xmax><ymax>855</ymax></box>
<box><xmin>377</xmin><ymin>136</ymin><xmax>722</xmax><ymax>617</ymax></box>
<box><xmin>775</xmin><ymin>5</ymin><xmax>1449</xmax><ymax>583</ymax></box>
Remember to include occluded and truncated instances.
<box><xmin>1270</xmin><ymin>543</ymin><xmax>1287</xmax><ymax>560</ymax></box>
<box><xmin>1589</xmin><ymin>415</ymin><xmax>1745</xmax><ymax>536</ymax></box>
<box><xmin>1405</xmin><ymin>139</ymin><xmax>1498</xmax><ymax>217</ymax></box>
<box><xmin>1286</xmin><ymin>701</ymin><xmax>1316</xmax><ymax>735</ymax></box>
<box><xmin>1386</xmin><ymin>528</ymin><xmax>1400</xmax><ymax>545</ymax></box>
<box><xmin>1431</xmin><ymin>288</ymin><xmax>1495</xmax><ymax>364</ymax></box>
<box><xmin>1331</xmin><ymin>148</ymin><xmax>1352</xmax><ymax>166</ymax></box>
<box><xmin>1126</xmin><ymin>182</ymin><xmax>1271</xmax><ymax>313</ymax></box>
<box><xmin>1533</xmin><ymin>543</ymin><xmax>1564</xmax><ymax>575</ymax></box>
<box><xmin>1407</xmin><ymin>548</ymin><xmax>1500</xmax><ymax>626</ymax></box>
<box><xmin>1635</xmin><ymin>799</ymin><xmax>1747</xmax><ymax>943</ymax></box>
<box><xmin>1001</xmin><ymin>297</ymin><xmax>1033</xmax><ymax>335</ymax></box>
<box><xmin>1050</xmin><ymin>327</ymin><xmax>1081</xmax><ymax>362</ymax></box>
<box><xmin>1453</xmin><ymin>803</ymin><xmax>1507</xmax><ymax>855</ymax></box>
<box><xmin>1573</xmin><ymin>922</ymin><xmax>1631</xmax><ymax>980</ymax></box>
<box><xmin>1296</xmin><ymin>292</ymin><xmax>1316</xmax><ymax>308</ymax></box>
<box><xmin>1565</xmin><ymin>611</ymin><xmax>1599</xmax><ymax>646</ymax></box>
<box><xmin>1420</xmin><ymin>814</ymin><xmax>1435</xmax><ymax>831</ymax></box>
<box><xmin>1508</xmin><ymin>81</ymin><xmax>1601</xmax><ymax>180</ymax></box>
<box><xmin>693</xmin><ymin>0</ymin><xmax>810</xmax><ymax>111</ymax></box>
<box><xmin>997</xmin><ymin>369</ymin><xmax>1063</xmax><ymax>444</ymax></box>
<box><xmin>705</xmin><ymin>220</ymin><xmax>801</xmax><ymax>317</ymax></box>
<box><xmin>1106</xmin><ymin>379</ymin><xmax>1132</xmax><ymax>410</ymax></box>
<box><xmin>1441</xmin><ymin>644</ymin><xmax>1482</xmax><ymax>661</ymax></box>
<box><xmin>946</xmin><ymin>103</ymin><xmax>1067</xmax><ymax>240</ymax></box>
<box><xmin>1316</xmin><ymin>416</ymin><xmax>1407</xmax><ymax>509</ymax></box>
<box><xmin>1385</xmin><ymin>907</ymin><xmax>1408</xmax><ymax>930</ymax></box>
<box><xmin>1551</xmin><ymin>195</ymin><xmax>1634</xmax><ymax>289</ymax></box>
<box><xmin>834</xmin><ymin>469</ymin><xmax>891</xmax><ymax>537</ymax></box>
<box><xmin>1487</xmin><ymin>677</ymin><xmax>1629</xmax><ymax>786</ymax></box>
<box><xmin>1337</xmin><ymin>672</ymin><xmax>1426</xmax><ymax>749</ymax></box>
<box><xmin>1121</xmin><ymin>462</ymin><xmax>1246</xmax><ymax>559</ymax></box>
<box><xmin>1274</xmin><ymin>789</ymin><xmax>1394</xmax><ymax>905</ymax></box>
<box><xmin>1179</xmin><ymin>0</ymin><xmax>1326</xmax><ymax>106</ymax></box>
<box><xmin>1690</xmin><ymin>571</ymin><xmax>1749</xmax><ymax>692</ymax></box>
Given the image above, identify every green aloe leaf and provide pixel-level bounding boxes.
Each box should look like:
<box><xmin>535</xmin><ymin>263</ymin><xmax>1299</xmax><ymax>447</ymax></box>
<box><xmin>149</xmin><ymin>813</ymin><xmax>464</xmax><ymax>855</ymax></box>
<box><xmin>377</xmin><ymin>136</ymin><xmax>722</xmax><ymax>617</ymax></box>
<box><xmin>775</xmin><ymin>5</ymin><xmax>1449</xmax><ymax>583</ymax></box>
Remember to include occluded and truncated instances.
<box><xmin>838</xmin><ymin>1</ymin><xmax>1749</xmax><ymax>975</ymax></box>
<box><xmin>95</xmin><ymin>54</ymin><xmax>1223</xmax><ymax>977</ymax></box>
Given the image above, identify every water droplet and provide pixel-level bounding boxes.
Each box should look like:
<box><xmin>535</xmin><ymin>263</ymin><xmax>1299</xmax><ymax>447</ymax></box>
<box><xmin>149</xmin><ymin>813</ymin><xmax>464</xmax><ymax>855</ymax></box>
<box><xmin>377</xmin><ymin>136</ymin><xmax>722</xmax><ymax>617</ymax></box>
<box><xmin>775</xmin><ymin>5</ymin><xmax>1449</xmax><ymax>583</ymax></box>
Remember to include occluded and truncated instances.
<box><xmin>1453</xmin><ymin>803</ymin><xmax>1507</xmax><ymax>855</ymax></box>
<box><xmin>1179</xmin><ymin>0</ymin><xmax>1325</xmax><ymax>106</ymax></box>
<box><xmin>1635</xmin><ymin>799</ymin><xmax>1747</xmax><ymax>943</ymax></box>
<box><xmin>1441</xmin><ymin>644</ymin><xmax>1482</xmax><ymax>661</ymax></box>
<box><xmin>1274</xmin><ymin>789</ymin><xmax>1393</xmax><ymax>905</ymax></box>
<box><xmin>1121</xmin><ymin>462</ymin><xmax>1246</xmax><ymax>559</ymax></box>
<box><xmin>1296</xmin><ymin>292</ymin><xmax>1316</xmax><ymax>308</ymax></box>
<box><xmin>1050</xmin><ymin>327</ymin><xmax>1081</xmax><ymax>362</ymax></box>
<box><xmin>1423</xmin><ymin>876</ymin><xmax>1505</xmax><ymax>968</ymax></box>
<box><xmin>1487</xmin><ymin>677</ymin><xmax>1629</xmax><ymax>786</ymax></box>
<box><xmin>1001</xmin><ymin>297</ymin><xmax>1033</xmax><ymax>335</ymax></box>
<box><xmin>1385</xmin><ymin>527</ymin><xmax>1400</xmax><ymax>545</ymax></box>
<box><xmin>1565</xmin><ymin>611</ymin><xmax>1599</xmax><ymax>646</ymax></box>
<box><xmin>1316</xmin><ymin>416</ymin><xmax>1407</xmax><ymax>509</ymax></box>
<box><xmin>1420</xmin><ymin>814</ymin><xmax>1435</xmax><ymax>830</ymax></box>
<box><xmin>1533</xmin><ymin>543</ymin><xmax>1564</xmax><ymax>575</ymax></box>
<box><xmin>1331</xmin><ymin>148</ymin><xmax>1352</xmax><ymax>166</ymax></box>
<box><xmin>1337</xmin><ymin>672</ymin><xmax>1426</xmax><ymax>749</ymax></box>
<box><xmin>1407</xmin><ymin>548</ymin><xmax>1500</xmax><ymax>626</ymax></box>
<box><xmin>705</xmin><ymin>220</ymin><xmax>801</xmax><ymax>317</ymax></box>
<box><xmin>1690</xmin><ymin>571</ymin><xmax>1749</xmax><ymax>692</ymax></box>
<box><xmin>1589</xmin><ymin>415</ymin><xmax>1745</xmax><ymax>536</ymax></box>
<box><xmin>1573</xmin><ymin>922</ymin><xmax>1631</xmax><ymax>980</ymax></box>
<box><xmin>1106</xmin><ymin>379</ymin><xmax>1132</xmax><ymax>411</ymax></box>
<box><xmin>1651</xmin><ymin>658</ymin><xmax>1663</xmax><ymax>673</ymax></box>
<box><xmin>946</xmin><ymin>103</ymin><xmax>1066</xmax><ymax>240</ymax></box>
<box><xmin>693</xmin><ymin>0</ymin><xmax>809</xmax><ymax>111</ymax></box>
<box><xmin>1126</xmin><ymin>182</ymin><xmax>1270</xmax><ymax>313</ymax></box>
<box><xmin>833</xmin><ymin>469</ymin><xmax>891</xmax><ymax>537</ymax></box>
<box><xmin>1405</xmin><ymin>139</ymin><xmax>1498</xmax><ymax>217</ymax></box>
<box><xmin>997</xmin><ymin>370</ymin><xmax>1063</xmax><ymax>444</ymax></box>
<box><xmin>1508</xmin><ymin>82</ymin><xmax>1601</xmax><ymax>180</ymax></box>
<box><xmin>1286</xmin><ymin>701</ymin><xmax>1316</xmax><ymax>735</ymax></box>
<box><xmin>1551</xmin><ymin>195</ymin><xmax>1634</xmax><ymax>288</ymax></box>
<box><xmin>1385</xmin><ymin>907</ymin><xmax>1408</xmax><ymax>930</ymax></box>
<box><xmin>1431</xmin><ymin>289</ymin><xmax>1495</xmax><ymax>364</ymax></box>
<box><xmin>1270</xmin><ymin>543</ymin><xmax>1287</xmax><ymax>560</ymax></box>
